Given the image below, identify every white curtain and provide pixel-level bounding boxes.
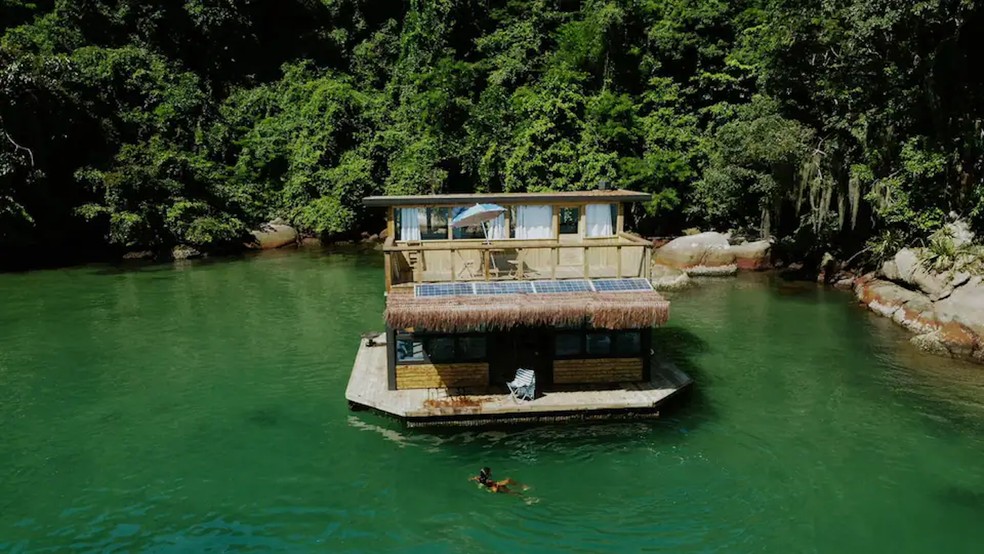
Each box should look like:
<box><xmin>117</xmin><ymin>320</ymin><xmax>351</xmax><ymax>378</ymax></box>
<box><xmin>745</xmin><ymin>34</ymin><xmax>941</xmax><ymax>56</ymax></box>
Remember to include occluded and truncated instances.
<box><xmin>486</xmin><ymin>214</ymin><xmax>506</xmax><ymax>239</ymax></box>
<box><xmin>399</xmin><ymin>208</ymin><xmax>421</xmax><ymax>241</ymax></box>
<box><xmin>585</xmin><ymin>204</ymin><xmax>614</xmax><ymax>237</ymax></box>
<box><xmin>514</xmin><ymin>205</ymin><xmax>553</xmax><ymax>239</ymax></box>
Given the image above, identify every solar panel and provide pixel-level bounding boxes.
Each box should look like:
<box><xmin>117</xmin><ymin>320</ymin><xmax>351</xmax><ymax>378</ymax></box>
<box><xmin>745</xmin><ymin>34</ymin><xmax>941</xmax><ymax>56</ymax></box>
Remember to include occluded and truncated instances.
<box><xmin>531</xmin><ymin>279</ymin><xmax>594</xmax><ymax>294</ymax></box>
<box><xmin>414</xmin><ymin>278</ymin><xmax>653</xmax><ymax>297</ymax></box>
<box><xmin>474</xmin><ymin>281</ymin><xmax>534</xmax><ymax>295</ymax></box>
<box><xmin>592</xmin><ymin>278</ymin><xmax>654</xmax><ymax>292</ymax></box>
<box><xmin>415</xmin><ymin>283</ymin><xmax>475</xmax><ymax>297</ymax></box>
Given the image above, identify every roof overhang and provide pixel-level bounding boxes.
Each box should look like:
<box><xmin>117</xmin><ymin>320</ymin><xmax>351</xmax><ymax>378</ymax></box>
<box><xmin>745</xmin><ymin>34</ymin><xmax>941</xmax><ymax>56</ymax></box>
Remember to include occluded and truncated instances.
<box><xmin>385</xmin><ymin>286</ymin><xmax>669</xmax><ymax>332</ymax></box>
<box><xmin>363</xmin><ymin>190</ymin><xmax>651</xmax><ymax>208</ymax></box>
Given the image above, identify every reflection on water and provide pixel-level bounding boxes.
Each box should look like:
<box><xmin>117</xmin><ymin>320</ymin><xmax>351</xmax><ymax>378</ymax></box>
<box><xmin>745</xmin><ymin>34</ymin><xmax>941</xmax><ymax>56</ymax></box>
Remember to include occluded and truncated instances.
<box><xmin>1</xmin><ymin>258</ymin><xmax>983</xmax><ymax>553</ymax></box>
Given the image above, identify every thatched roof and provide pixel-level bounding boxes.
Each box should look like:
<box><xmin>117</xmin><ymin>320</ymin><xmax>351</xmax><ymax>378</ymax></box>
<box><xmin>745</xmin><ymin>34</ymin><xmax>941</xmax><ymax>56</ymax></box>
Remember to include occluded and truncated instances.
<box><xmin>385</xmin><ymin>286</ymin><xmax>670</xmax><ymax>332</ymax></box>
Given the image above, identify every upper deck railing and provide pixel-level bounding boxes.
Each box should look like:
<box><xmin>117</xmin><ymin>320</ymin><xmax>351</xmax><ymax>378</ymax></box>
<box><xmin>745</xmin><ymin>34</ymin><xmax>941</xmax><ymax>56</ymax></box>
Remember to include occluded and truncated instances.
<box><xmin>383</xmin><ymin>232</ymin><xmax>652</xmax><ymax>289</ymax></box>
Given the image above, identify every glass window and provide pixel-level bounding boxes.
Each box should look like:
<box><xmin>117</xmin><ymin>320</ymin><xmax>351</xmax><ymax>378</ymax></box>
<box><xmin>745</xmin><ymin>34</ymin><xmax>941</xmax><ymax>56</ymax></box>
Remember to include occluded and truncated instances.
<box><xmin>396</xmin><ymin>337</ymin><xmax>424</xmax><ymax>362</ymax></box>
<box><xmin>613</xmin><ymin>331</ymin><xmax>642</xmax><ymax>356</ymax></box>
<box><xmin>419</xmin><ymin>207</ymin><xmax>449</xmax><ymax>240</ymax></box>
<box><xmin>558</xmin><ymin>207</ymin><xmax>579</xmax><ymax>234</ymax></box>
<box><xmin>554</xmin><ymin>333</ymin><xmax>583</xmax><ymax>356</ymax></box>
<box><xmin>611</xmin><ymin>204</ymin><xmax>619</xmax><ymax>233</ymax></box>
<box><xmin>586</xmin><ymin>332</ymin><xmax>612</xmax><ymax>356</ymax></box>
<box><xmin>426</xmin><ymin>337</ymin><xmax>455</xmax><ymax>363</ymax></box>
<box><xmin>457</xmin><ymin>336</ymin><xmax>487</xmax><ymax>361</ymax></box>
<box><xmin>451</xmin><ymin>207</ymin><xmax>486</xmax><ymax>239</ymax></box>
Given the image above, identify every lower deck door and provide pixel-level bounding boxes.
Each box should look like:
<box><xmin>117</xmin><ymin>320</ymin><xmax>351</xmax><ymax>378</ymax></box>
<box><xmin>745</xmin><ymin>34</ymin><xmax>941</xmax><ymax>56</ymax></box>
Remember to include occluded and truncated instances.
<box><xmin>488</xmin><ymin>328</ymin><xmax>553</xmax><ymax>387</ymax></box>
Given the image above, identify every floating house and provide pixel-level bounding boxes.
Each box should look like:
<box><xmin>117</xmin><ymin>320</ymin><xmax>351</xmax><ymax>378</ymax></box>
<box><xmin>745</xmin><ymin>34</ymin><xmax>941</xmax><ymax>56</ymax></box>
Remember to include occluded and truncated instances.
<box><xmin>346</xmin><ymin>190</ymin><xmax>692</xmax><ymax>427</ymax></box>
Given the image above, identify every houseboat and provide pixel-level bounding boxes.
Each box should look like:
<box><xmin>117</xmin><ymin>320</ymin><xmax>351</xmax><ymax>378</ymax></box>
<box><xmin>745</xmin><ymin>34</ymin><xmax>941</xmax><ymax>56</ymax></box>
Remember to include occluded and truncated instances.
<box><xmin>345</xmin><ymin>189</ymin><xmax>692</xmax><ymax>427</ymax></box>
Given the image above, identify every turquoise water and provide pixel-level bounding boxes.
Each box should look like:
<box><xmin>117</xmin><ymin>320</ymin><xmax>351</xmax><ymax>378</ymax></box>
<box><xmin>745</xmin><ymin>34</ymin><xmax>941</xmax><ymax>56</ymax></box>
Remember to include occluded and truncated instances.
<box><xmin>2</xmin><ymin>249</ymin><xmax>983</xmax><ymax>552</ymax></box>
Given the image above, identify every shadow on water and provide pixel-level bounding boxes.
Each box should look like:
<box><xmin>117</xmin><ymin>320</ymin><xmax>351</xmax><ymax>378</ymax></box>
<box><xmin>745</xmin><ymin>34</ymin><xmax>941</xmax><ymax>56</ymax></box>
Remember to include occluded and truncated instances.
<box><xmin>647</xmin><ymin>326</ymin><xmax>720</xmax><ymax>445</ymax></box>
<box><xmin>936</xmin><ymin>485</ymin><xmax>984</xmax><ymax>514</ymax></box>
<box><xmin>85</xmin><ymin>243</ymin><xmax>383</xmax><ymax>276</ymax></box>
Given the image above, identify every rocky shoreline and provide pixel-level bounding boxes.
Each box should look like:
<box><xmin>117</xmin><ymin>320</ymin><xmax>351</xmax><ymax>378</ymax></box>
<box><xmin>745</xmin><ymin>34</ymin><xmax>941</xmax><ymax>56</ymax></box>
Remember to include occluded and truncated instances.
<box><xmin>852</xmin><ymin>253</ymin><xmax>983</xmax><ymax>364</ymax></box>
<box><xmin>648</xmin><ymin>228</ymin><xmax>983</xmax><ymax>366</ymax></box>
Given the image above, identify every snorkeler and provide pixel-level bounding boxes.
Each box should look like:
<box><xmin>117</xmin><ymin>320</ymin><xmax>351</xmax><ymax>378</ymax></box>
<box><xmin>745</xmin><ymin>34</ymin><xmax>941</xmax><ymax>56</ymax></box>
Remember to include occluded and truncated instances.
<box><xmin>470</xmin><ymin>467</ymin><xmax>521</xmax><ymax>494</ymax></box>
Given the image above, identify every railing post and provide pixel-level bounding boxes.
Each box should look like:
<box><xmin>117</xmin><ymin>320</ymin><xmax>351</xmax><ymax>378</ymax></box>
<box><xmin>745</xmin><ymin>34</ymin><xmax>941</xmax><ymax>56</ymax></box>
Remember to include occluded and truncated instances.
<box><xmin>583</xmin><ymin>245</ymin><xmax>589</xmax><ymax>279</ymax></box>
<box><xmin>483</xmin><ymin>248</ymin><xmax>491</xmax><ymax>281</ymax></box>
<box><xmin>616</xmin><ymin>245</ymin><xmax>622</xmax><ymax>278</ymax></box>
<box><xmin>551</xmin><ymin>246</ymin><xmax>557</xmax><ymax>279</ymax></box>
<box><xmin>384</xmin><ymin>252</ymin><xmax>392</xmax><ymax>291</ymax></box>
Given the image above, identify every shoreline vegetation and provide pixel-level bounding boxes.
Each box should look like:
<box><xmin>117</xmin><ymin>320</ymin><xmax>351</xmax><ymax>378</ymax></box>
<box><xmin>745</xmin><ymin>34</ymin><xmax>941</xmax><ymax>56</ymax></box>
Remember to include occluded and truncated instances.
<box><xmin>3</xmin><ymin>1</ymin><xmax>983</xmax><ymax>272</ymax></box>
<box><xmin>2</xmin><ymin>2</ymin><xmax>982</xmax><ymax>361</ymax></box>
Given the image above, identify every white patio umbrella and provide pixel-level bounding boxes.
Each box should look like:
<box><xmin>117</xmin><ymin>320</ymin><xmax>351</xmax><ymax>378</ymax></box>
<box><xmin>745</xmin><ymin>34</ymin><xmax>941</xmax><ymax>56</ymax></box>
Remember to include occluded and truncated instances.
<box><xmin>451</xmin><ymin>203</ymin><xmax>506</xmax><ymax>243</ymax></box>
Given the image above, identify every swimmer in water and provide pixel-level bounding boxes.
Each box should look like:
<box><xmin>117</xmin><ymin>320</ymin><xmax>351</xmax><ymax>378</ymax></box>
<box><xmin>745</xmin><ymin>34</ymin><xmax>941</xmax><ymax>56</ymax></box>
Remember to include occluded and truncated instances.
<box><xmin>470</xmin><ymin>467</ymin><xmax>522</xmax><ymax>494</ymax></box>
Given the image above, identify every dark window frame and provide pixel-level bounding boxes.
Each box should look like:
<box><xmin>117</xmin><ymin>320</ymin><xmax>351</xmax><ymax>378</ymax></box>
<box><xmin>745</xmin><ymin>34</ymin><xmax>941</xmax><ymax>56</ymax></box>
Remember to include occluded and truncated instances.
<box><xmin>551</xmin><ymin>327</ymin><xmax>646</xmax><ymax>359</ymax></box>
<box><xmin>394</xmin><ymin>330</ymin><xmax>489</xmax><ymax>364</ymax></box>
<box><xmin>558</xmin><ymin>206</ymin><xmax>579</xmax><ymax>235</ymax></box>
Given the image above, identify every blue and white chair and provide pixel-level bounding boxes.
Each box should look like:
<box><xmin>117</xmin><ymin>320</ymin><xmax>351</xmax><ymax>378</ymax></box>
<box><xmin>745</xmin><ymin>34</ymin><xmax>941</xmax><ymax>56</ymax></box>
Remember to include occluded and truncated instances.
<box><xmin>507</xmin><ymin>368</ymin><xmax>536</xmax><ymax>402</ymax></box>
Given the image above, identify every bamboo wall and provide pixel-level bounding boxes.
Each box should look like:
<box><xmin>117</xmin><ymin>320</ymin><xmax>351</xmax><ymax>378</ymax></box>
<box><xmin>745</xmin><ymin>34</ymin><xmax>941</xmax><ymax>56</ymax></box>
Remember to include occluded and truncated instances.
<box><xmin>553</xmin><ymin>358</ymin><xmax>644</xmax><ymax>384</ymax></box>
<box><xmin>395</xmin><ymin>363</ymin><xmax>489</xmax><ymax>389</ymax></box>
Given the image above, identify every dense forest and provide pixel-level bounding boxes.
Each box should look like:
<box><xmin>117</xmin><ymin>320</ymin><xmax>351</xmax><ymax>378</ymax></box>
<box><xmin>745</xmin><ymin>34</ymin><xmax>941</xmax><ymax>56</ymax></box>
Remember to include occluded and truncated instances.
<box><xmin>2</xmin><ymin>0</ymin><xmax>982</xmax><ymax>268</ymax></box>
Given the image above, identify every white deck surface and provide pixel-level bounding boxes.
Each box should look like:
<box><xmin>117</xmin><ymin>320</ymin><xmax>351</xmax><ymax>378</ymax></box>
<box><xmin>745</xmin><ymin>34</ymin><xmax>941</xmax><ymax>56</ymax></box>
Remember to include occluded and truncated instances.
<box><xmin>345</xmin><ymin>333</ymin><xmax>692</xmax><ymax>423</ymax></box>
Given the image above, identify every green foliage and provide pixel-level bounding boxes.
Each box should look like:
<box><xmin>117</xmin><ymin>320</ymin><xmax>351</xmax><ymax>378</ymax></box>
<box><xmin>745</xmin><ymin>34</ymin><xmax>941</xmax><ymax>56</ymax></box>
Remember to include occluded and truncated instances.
<box><xmin>2</xmin><ymin>0</ymin><xmax>983</xmax><ymax>262</ymax></box>
<box><xmin>918</xmin><ymin>228</ymin><xmax>984</xmax><ymax>276</ymax></box>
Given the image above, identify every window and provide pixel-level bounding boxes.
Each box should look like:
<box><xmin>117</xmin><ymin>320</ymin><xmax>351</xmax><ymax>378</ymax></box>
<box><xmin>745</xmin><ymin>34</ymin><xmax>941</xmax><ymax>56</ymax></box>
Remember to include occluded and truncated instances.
<box><xmin>554</xmin><ymin>333</ymin><xmax>583</xmax><ymax>356</ymax></box>
<box><xmin>457</xmin><ymin>336</ymin><xmax>487</xmax><ymax>361</ymax></box>
<box><xmin>396</xmin><ymin>333</ymin><xmax>488</xmax><ymax>363</ymax></box>
<box><xmin>426</xmin><ymin>337</ymin><xmax>455</xmax><ymax>363</ymax></box>
<box><xmin>585</xmin><ymin>204</ymin><xmax>616</xmax><ymax>237</ymax></box>
<box><xmin>419</xmin><ymin>207</ymin><xmax>450</xmax><ymax>240</ymax></box>
<box><xmin>558</xmin><ymin>207</ymin><xmax>579</xmax><ymax>235</ymax></box>
<box><xmin>586</xmin><ymin>332</ymin><xmax>612</xmax><ymax>356</ymax></box>
<box><xmin>396</xmin><ymin>337</ymin><xmax>425</xmax><ymax>362</ymax></box>
<box><xmin>613</xmin><ymin>331</ymin><xmax>642</xmax><ymax>356</ymax></box>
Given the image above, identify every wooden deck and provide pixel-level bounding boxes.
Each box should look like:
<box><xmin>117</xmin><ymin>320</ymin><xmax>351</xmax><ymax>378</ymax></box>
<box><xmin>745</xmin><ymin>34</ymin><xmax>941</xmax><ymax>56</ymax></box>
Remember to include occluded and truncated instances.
<box><xmin>345</xmin><ymin>333</ymin><xmax>693</xmax><ymax>427</ymax></box>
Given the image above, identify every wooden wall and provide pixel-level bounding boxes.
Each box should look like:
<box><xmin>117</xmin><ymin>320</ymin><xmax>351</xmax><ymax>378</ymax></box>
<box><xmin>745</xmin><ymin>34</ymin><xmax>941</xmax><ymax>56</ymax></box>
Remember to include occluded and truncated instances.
<box><xmin>553</xmin><ymin>358</ymin><xmax>644</xmax><ymax>384</ymax></box>
<box><xmin>396</xmin><ymin>363</ymin><xmax>489</xmax><ymax>389</ymax></box>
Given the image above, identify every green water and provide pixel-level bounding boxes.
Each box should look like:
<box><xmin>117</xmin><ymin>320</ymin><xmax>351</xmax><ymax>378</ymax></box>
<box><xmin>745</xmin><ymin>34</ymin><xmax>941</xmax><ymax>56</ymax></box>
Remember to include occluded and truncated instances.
<box><xmin>2</xmin><ymin>250</ymin><xmax>984</xmax><ymax>553</ymax></box>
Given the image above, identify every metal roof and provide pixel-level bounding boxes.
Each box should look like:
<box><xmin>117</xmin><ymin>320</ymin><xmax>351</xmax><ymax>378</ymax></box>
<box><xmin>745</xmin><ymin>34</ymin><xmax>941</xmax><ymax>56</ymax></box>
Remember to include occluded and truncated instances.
<box><xmin>363</xmin><ymin>189</ymin><xmax>651</xmax><ymax>207</ymax></box>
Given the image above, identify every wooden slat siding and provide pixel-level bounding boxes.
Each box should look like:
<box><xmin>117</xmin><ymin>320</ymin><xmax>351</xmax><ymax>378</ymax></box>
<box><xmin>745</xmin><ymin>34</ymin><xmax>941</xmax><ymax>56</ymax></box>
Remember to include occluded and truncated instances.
<box><xmin>396</xmin><ymin>363</ymin><xmax>489</xmax><ymax>390</ymax></box>
<box><xmin>553</xmin><ymin>358</ymin><xmax>644</xmax><ymax>384</ymax></box>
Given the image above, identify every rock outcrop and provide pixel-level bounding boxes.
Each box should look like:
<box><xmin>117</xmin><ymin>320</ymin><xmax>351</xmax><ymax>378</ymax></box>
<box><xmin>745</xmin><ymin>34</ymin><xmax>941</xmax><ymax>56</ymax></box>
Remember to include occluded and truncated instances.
<box><xmin>854</xmin><ymin>271</ymin><xmax>984</xmax><ymax>364</ymax></box>
<box><xmin>650</xmin><ymin>264</ymin><xmax>692</xmax><ymax>291</ymax></box>
<box><xmin>654</xmin><ymin>232</ymin><xmax>770</xmax><ymax>276</ymax></box>
<box><xmin>172</xmin><ymin>244</ymin><xmax>202</xmax><ymax>260</ymax></box>
<box><xmin>248</xmin><ymin>221</ymin><xmax>299</xmax><ymax>249</ymax></box>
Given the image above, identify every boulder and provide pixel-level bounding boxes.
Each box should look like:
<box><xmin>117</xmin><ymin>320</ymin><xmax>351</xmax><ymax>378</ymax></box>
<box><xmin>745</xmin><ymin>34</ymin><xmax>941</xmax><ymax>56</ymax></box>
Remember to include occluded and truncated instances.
<box><xmin>249</xmin><ymin>222</ymin><xmax>298</xmax><ymax>250</ymax></box>
<box><xmin>686</xmin><ymin>264</ymin><xmax>738</xmax><ymax>276</ymax></box>
<box><xmin>172</xmin><ymin>244</ymin><xmax>202</xmax><ymax>260</ymax></box>
<box><xmin>945</xmin><ymin>216</ymin><xmax>976</xmax><ymax>247</ymax></box>
<box><xmin>889</xmin><ymin>247</ymin><xmax>956</xmax><ymax>300</ymax></box>
<box><xmin>855</xmin><ymin>272</ymin><xmax>984</xmax><ymax>364</ymax></box>
<box><xmin>300</xmin><ymin>237</ymin><xmax>322</xmax><ymax>247</ymax></box>
<box><xmin>933</xmin><ymin>276</ymin><xmax>984</xmax><ymax>335</ymax></box>
<box><xmin>122</xmin><ymin>250</ymin><xmax>154</xmax><ymax>260</ymax></box>
<box><xmin>655</xmin><ymin>232</ymin><xmax>737</xmax><ymax>275</ymax></box>
<box><xmin>650</xmin><ymin>264</ymin><xmax>692</xmax><ymax>291</ymax></box>
<box><xmin>880</xmin><ymin>260</ymin><xmax>901</xmax><ymax>281</ymax></box>
<box><xmin>730</xmin><ymin>240</ymin><xmax>771</xmax><ymax>270</ymax></box>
